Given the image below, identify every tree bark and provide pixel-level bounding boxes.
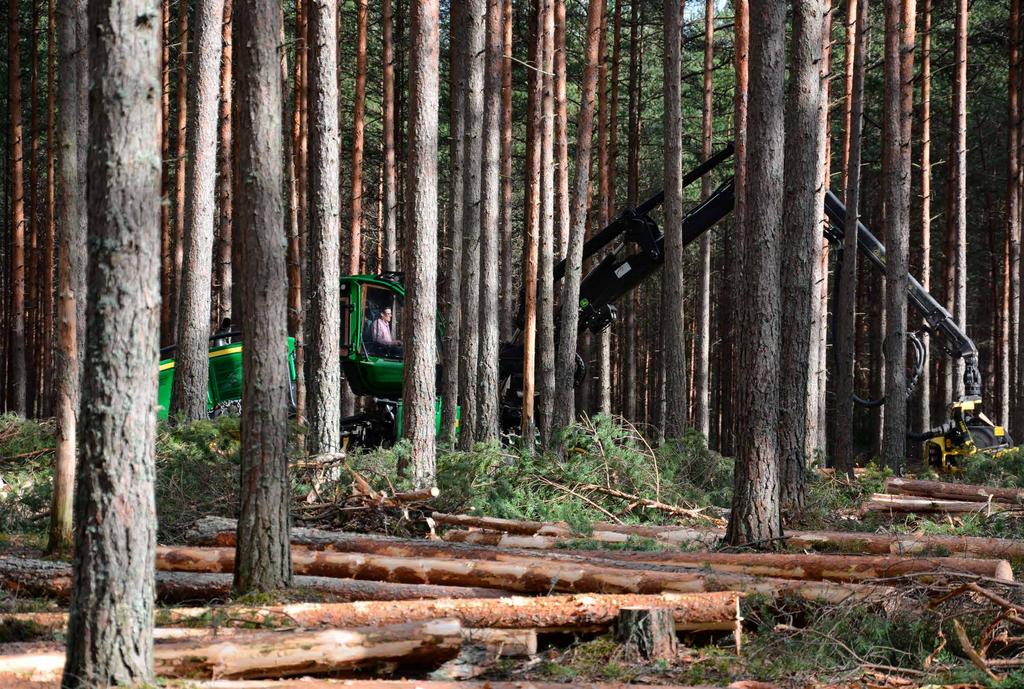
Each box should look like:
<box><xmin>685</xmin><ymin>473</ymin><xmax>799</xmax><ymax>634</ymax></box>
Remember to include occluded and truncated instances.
<box><xmin>662</xmin><ymin>0</ymin><xmax>687</xmax><ymax>440</ymax></box>
<box><xmin>287</xmin><ymin>0</ymin><xmax>307</xmax><ymax>427</ymax></box>
<box><xmin>403</xmin><ymin>0</ymin><xmax>441</xmax><ymax>486</ymax></box>
<box><xmin>161</xmin><ymin>0</ymin><xmax>173</xmax><ymax>344</ymax></box>
<box><xmin>40</xmin><ymin>0</ymin><xmax>57</xmax><ymax>418</ymax></box>
<box><xmin>47</xmin><ymin>0</ymin><xmax>86</xmax><ymax>556</ymax></box>
<box><xmin>233</xmin><ymin>0</ymin><xmax>292</xmax><ymax>594</ymax></box>
<box><xmin>348</xmin><ymin>0</ymin><xmax>368</xmax><ymax>277</ymax></box>
<box><xmin>537</xmin><ymin>0</ymin><xmax>557</xmax><ymax>443</ymax></box>
<box><xmin>835</xmin><ymin>0</ymin><xmax>869</xmax><ymax>476</ymax></box>
<box><xmin>881</xmin><ymin>0</ymin><xmax>914</xmax><ymax>469</ymax></box>
<box><xmin>7</xmin><ymin>0</ymin><xmax>26</xmax><ymax>415</ymax></box>
<box><xmin>215</xmin><ymin>0</ymin><xmax>234</xmax><ymax>326</ymax></box>
<box><xmin>305</xmin><ymin>0</ymin><xmax>342</xmax><ymax>455</ymax></box>
<box><xmin>595</xmin><ymin>4</ymin><xmax>611</xmax><ymax>418</ymax></box>
<box><xmin>499</xmin><ymin>0</ymin><xmax>514</xmax><ymax>342</ymax></box>
<box><xmin>726</xmin><ymin>0</ymin><xmax>785</xmax><ymax>544</ymax></box>
<box><xmin>457</xmin><ymin>0</ymin><xmax>486</xmax><ymax>451</ymax></box>
<box><xmin>477</xmin><ymin>0</ymin><xmax>504</xmax><ymax>442</ymax></box>
<box><xmin>553</xmin><ymin>0</ymin><xmax>603</xmax><ymax>432</ymax></box>
<box><xmin>614</xmin><ymin>607</ymin><xmax>678</xmax><ymax>661</ymax></box>
<box><xmin>553</xmin><ymin>0</ymin><xmax>569</xmax><ymax>262</ymax></box>
<box><xmin>1011</xmin><ymin>0</ymin><xmax>1023</xmax><ymax>434</ymax></box>
<box><xmin>623</xmin><ymin>0</ymin><xmax>642</xmax><ymax>423</ymax></box>
<box><xmin>949</xmin><ymin>0</ymin><xmax>968</xmax><ymax>400</ymax></box>
<box><xmin>916</xmin><ymin>0</ymin><xmax>932</xmax><ymax>435</ymax></box>
<box><xmin>172</xmin><ymin>0</ymin><xmax>189</xmax><ymax>336</ymax></box>
<box><xmin>520</xmin><ymin>0</ymin><xmax>542</xmax><ymax>438</ymax></box>
<box><xmin>382</xmin><ymin>0</ymin><xmax>398</xmax><ymax>273</ymax></box>
<box><xmin>439</xmin><ymin>0</ymin><xmax>464</xmax><ymax>444</ymax></box>
<box><xmin>171</xmin><ymin>0</ymin><xmax>227</xmax><ymax>420</ymax></box>
<box><xmin>779</xmin><ymin>0</ymin><xmax>826</xmax><ymax>513</ymax></box>
<box><xmin>694</xmin><ymin>0</ymin><xmax>715</xmax><ymax>440</ymax></box>
<box><xmin>62</xmin><ymin>0</ymin><xmax>162</xmax><ymax>683</ymax></box>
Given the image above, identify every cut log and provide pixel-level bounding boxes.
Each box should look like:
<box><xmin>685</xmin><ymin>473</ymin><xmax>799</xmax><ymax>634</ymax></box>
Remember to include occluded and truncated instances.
<box><xmin>861</xmin><ymin>493</ymin><xmax>1003</xmax><ymax>515</ymax></box>
<box><xmin>384</xmin><ymin>486</ymin><xmax>440</xmax><ymax>505</ymax></box>
<box><xmin>614</xmin><ymin>607</ymin><xmax>678</xmax><ymax>661</ymax></box>
<box><xmin>445</xmin><ymin>528</ymin><xmax>633</xmax><ymax>548</ymax></box>
<box><xmin>0</xmin><ymin>556</ymin><xmax>507</xmax><ymax>604</ymax></box>
<box><xmin>0</xmin><ymin>620</ymin><xmax>463</xmax><ymax>681</ymax></box>
<box><xmin>444</xmin><ymin>531</ymin><xmax>1012</xmax><ymax>582</ymax></box>
<box><xmin>5</xmin><ymin>591</ymin><xmax>743</xmax><ymax>638</ymax></box>
<box><xmin>428</xmin><ymin>512</ymin><xmax>554</xmax><ymax>535</ymax></box>
<box><xmin>156</xmin><ymin>545</ymin><xmax>888</xmax><ymax>604</ymax></box>
<box><xmin>885</xmin><ymin>477</ymin><xmax>1024</xmax><ymax>505</ymax></box>
<box><xmin>160</xmin><ymin>682</ymin><xmax>751</xmax><ymax>689</ymax></box>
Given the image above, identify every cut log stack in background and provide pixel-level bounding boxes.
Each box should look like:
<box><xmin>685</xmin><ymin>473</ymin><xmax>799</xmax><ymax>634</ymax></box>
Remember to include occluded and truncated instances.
<box><xmin>2</xmin><ymin>479</ymin><xmax>1024</xmax><ymax>686</ymax></box>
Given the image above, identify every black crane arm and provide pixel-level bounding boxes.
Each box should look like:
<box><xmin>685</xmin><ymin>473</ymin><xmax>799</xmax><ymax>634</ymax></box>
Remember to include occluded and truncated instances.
<box><xmin>554</xmin><ymin>145</ymin><xmax>981</xmax><ymax>406</ymax></box>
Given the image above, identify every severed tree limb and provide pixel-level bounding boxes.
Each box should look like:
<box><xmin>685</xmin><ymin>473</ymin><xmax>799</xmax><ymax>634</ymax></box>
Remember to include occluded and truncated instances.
<box><xmin>952</xmin><ymin>618</ymin><xmax>1001</xmax><ymax>681</ymax></box>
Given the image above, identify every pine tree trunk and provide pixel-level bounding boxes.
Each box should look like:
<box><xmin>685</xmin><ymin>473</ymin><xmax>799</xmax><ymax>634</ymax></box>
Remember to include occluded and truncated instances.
<box><xmin>835</xmin><ymin>0</ymin><xmax>868</xmax><ymax>476</ymax></box>
<box><xmin>537</xmin><ymin>0</ymin><xmax>557</xmax><ymax>443</ymax></box>
<box><xmin>215</xmin><ymin>0</ymin><xmax>233</xmax><ymax>326</ymax></box>
<box><xmin>47</xmin><ymin>0</ymin><xmax>86</xmax><ymax>556</ymax></box>
<box><xmin>726</xmin><ymin>0</ymin><xmax>785</xmax><ymax>544</ymax></box>
<box><xmin>780</xmin><ymin>0</ymin><xmax>826</xmax><ymax>513</ymax></box>
<box><xmin>287</xmin><ymin>0</ymin><xmax>307</xmax><ymax>427</ymax></box>
<box><xmin>233</xmin><ymin>0</ymin><xmax>292</xmax><ymax>594</ymax></box>
<box><xmin>172</xmin><ymin>0</ymin><xmax>189</xmax><ymax>337</ymax></box>
<box><xmin>950</xmin><ymin>0</ymin><xmax>968</xmax><ymax>400</ymax></box>
<box><xmin>161</xmin><ymin>0</ymin><xmax>173</xmax><ymax>344</ymax></box>
<box><xmin>881</xmin><ymin>0</ymin><xmax>915</xmax><ymax>470</ymax></box>
<box><xmin>521</xmin><ymin>0</ymin><xmax>542</xmax><ymax>439</ymax></box>
<box><xmin>477</xmin><ymin>0</ymin><xmax>504</xmax><ymax>442</ymax></box>
<box><xmin>1009</xmin><ymin>0</ymin><xmax>1022</xmax><ymax>433</ymax></box>
<box><xmin>61</xmin><ymin>1</ymin><xmax>161</xmax><ymax>684</ymax></box>
<box><xmin>695</xmin><ymin>0</ymin><xmax>715</xmax><ymax>440</ymax></box>
<box><xmin>403</xmin><ymin>0</ymin><xmax>441</xmax><ymax>487</ymax></box>
<box><xmin>553</xmin><ymin>0</ymin><xmax>569</xmax><ymax>262</ymax></box>
<box><xmin>457</xmin><ymin>0</ymin><xmax>485</xmax><ymax>451</ymax></box>
<box><xmin>7</xmin><ymin>0</ymin><xmax>27</xmax><ymax>416</ymax></box>
<box><xmin>305</xmin><ymin>0</ymin><xmax>342</xmax><ymax>455</ymax></box>
<box><xmin>172</xmin><ymin>0</ymin><xmax>226</xmax><ymax>420</ymax></box>
<box><xmin>439</xmin><ymin>0</ymin><xmax>464</xmax><ymax>444</ymax></box>
<box><xmin>349</xmin><ymin>0</ymin><xmax>368</xmax><ymax>276</ymax></box>
<box><xmin>916</xmin><ymin>0</ymin><xmax>932</xmax><ymax>435</ymax></box>
<box><xmin>499</xmin><ymin>0</ymin><xmax>513</xmax><ymax>342</ymax></box>
<box><xmin>26</xmin><ymin>0</ymin><xmax>40</xmax><ymax>419</ymax></box>
<box><xmin>553</xmin><ymin>0</ymin><xmax>603</xmax><ymax>432</ymax></box>
<box><xmin>595</xmin><ymin>3</ymin><xmax>611</xmax><ymax>418</ymax></box>
<box><xmin>41</xmin><ymin>0</ymin><xmax>57</xmax><ymax>418</ymax></box>
<box><xmin>623</xmin><ymin>0</ymin><xmax>641</xmax><ymax>423</ymax></box>
<box><xmin>721</xmin><ymin>0</ymin><xmax>748</xmax><ymax>457</ymax></box>
<box><xmin>662</xmin><ymin>0</ymin><xmax>687</xmax><ymax>441</ymax></box>
<box><xmin>382</xmin><ymin>0</ymin><xmax>398</xmax><ymax>272</ymax></box>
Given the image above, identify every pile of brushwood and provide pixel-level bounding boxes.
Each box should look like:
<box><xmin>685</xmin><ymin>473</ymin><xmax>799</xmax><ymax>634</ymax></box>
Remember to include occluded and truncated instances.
<box><xmin>2</xmin><ymin>414</ymin><xmax>1024</xmax><ymax>686</ymax></box>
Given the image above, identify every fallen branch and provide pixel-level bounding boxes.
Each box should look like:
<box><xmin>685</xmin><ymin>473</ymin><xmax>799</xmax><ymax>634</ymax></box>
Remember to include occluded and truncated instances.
<box><xmin>952</xmin><ymin>618</ymin><xmax>1001</xmax><ymax>681</ymax></box>
<box><xmin>576</xmin><ymin>483</ymin><xmax>722</xmax><ymax>524</ymax></box>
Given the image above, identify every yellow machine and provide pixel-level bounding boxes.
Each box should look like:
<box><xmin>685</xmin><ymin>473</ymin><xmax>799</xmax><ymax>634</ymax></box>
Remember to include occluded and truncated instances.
<box><xmin>921</xmin><ymin>400</ymin><xmax>1013</xmax><ymax>472</ymax></box>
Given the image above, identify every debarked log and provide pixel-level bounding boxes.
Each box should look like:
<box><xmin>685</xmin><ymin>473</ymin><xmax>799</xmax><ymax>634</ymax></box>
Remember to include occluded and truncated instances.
<box><xmin>0</xmin><ymin>619</ymin><xmax>463</xmax><ymax>681</ymax></box>
<box><xmin>885</xmin><ymin>477</ymin><xmax>1024</xmax><ymax>505</ymax></box>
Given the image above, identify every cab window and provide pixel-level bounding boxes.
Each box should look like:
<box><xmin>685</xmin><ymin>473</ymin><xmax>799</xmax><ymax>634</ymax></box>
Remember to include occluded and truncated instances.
<box><xmin>362</xmin><ymin>285</ymin><xmax>404</xmax><ymax>360</ymax></box>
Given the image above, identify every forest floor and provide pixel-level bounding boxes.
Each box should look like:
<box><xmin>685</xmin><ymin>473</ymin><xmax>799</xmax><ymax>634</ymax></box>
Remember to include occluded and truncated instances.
<box><xmin>2</xmin><ymin>413</ymin><xmax>1024</xmax><ymax>688</ymax></box>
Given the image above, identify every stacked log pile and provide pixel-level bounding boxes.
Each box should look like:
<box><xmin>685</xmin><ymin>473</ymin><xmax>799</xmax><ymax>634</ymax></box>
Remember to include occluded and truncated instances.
<box><xmin>5</xmin><ymin>491</ymin><xmax>1024</xmax><ymax>686</ymax></box>
<box><xmin>855</xmin><ymin>477</ymin><xmax>1024</xmax><ymax>517</ymax></box>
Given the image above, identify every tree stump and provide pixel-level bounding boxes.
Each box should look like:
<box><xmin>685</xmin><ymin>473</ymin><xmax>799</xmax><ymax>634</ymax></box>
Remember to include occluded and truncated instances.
<box><xmin>613</xmin><ymin>606</ymin><xmax>678</xmax><ymax>661</ymax></box>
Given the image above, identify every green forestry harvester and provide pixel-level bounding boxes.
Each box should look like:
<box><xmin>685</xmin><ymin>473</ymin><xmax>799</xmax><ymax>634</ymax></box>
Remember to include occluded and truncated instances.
<box><xmin>157</xmin><ymin>144</ymin><xmax>1014</xmax><ymax>468</ymax></box>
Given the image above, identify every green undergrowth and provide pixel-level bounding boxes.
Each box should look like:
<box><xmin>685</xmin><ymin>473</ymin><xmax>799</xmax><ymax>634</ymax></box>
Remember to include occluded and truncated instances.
<box><xmin>347</xmin><ymin>415</ymin><xmax>734</xmax><ymax>534</ymax></box>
